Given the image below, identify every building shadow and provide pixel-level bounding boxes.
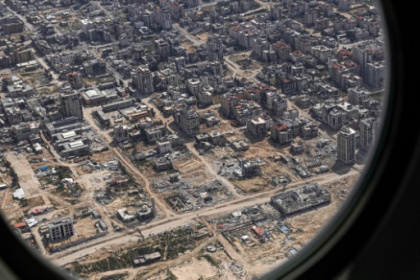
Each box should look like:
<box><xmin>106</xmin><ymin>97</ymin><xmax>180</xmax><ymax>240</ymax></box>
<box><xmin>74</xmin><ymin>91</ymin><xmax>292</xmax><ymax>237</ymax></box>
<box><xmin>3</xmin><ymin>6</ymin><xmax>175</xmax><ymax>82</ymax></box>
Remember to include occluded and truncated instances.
<box><xmin>330</xmin><ymin>161</ymin><xmax>354</xmax><ymax>175</ymax></box>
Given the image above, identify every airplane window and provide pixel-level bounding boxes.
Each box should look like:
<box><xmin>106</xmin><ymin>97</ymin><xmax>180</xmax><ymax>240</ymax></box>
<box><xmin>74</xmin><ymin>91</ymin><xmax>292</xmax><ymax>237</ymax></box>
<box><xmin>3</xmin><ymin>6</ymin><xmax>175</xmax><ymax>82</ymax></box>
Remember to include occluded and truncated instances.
<box><xmin>0</xmin><ymin>0</ymin><xmax>388</xmax><ymax>279</ymax></box>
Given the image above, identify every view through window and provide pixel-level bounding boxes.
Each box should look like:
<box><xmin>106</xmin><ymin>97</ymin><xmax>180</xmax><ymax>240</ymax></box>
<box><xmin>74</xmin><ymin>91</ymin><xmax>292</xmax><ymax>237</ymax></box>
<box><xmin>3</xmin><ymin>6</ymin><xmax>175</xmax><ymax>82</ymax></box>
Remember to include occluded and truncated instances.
<box><xmin>0</xmin><ymin>0</ymin><xmax>386</xmax><ymax>278</ymax></box>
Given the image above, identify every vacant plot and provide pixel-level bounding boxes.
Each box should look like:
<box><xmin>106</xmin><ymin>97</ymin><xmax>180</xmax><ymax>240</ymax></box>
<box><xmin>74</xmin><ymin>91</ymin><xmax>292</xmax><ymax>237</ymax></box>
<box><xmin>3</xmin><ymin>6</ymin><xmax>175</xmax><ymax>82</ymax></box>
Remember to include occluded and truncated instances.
<box><xmin>18</xmin><ymin>70</ymin><xmax>51</xmax><ymax>87</ymax></box>
<box><xmin>180</xmin><ymin>41</ymin><xmax>196</xmax><ymax>54</ymax></box>
<box><xmin>170</xmin><ymin>257</ymin><xmax>218</xmax><ymax>280</ymax></box>
<box><xmin>196</xmin><ymin>32</ymin><xmax>209</xmax><ymax>43</ymax></box>
<box><xmin>172</xmin><ymin>157</ymin><xmax>214</xmax><ymax>185</ymax></box>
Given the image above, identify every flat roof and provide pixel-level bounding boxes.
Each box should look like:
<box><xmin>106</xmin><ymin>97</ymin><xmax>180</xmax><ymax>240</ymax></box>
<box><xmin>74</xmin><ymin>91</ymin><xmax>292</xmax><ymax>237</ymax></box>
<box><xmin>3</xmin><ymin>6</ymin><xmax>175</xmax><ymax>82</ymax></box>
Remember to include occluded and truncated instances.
<box><xmin>69</xmin><ymin>140</ymin><xmax>84</xmax><ymax>148</ymax></box>
<box><xmin>85</xmin><ymin>89</ymin><xmax>100</xmax><ymax>98</ymax></box>
<box><xmin>61</xmin><ymin>131</ymin><xmax>76</xmax><ymax>139</ymax></box>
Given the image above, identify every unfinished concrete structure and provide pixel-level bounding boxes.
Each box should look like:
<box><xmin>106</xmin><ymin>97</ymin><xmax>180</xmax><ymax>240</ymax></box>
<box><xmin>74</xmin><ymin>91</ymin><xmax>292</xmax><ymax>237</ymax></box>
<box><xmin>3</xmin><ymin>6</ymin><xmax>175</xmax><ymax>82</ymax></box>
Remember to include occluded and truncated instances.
<box><xmin>114</xmin><ymin>124</ymin><xmax>129</xmax><ymax>143</ymax></box>
<box><xmin>132</xmin><ymin>252</ymin><xmax>161</xmax><ymax>267</ymax></box>
<box><xmin>271</xmin><ymin>183</ymin><xmax>331</xmax><ymax>217</ymax></box>
<box><xmin>48</xmin><ymin>217</ymin><xmax>75</xmax><ymax>242</ymax></box>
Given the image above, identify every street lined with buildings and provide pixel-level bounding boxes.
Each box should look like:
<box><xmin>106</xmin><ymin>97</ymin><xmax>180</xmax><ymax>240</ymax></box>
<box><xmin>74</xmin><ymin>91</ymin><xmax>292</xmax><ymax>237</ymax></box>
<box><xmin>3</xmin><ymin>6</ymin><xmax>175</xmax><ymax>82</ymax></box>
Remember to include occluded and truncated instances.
<box><xmin>0</xmin><ymin>0</ymin><xmax>384</xmax><ymax>278</ymax></box>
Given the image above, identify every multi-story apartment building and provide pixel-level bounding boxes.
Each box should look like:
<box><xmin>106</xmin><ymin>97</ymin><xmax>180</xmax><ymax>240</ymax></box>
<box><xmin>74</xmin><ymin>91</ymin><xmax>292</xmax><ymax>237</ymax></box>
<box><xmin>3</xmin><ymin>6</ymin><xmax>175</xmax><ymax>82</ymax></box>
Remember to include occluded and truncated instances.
<box><xmin>60</xmin><ymin>91</ymin><xmax>83</xmax><ymax>120</ymax></box>
<box><xmin>48</xmin><ymin>218</ymin><xmax>74</xmax><ymax>242</ymax></box>
<box><xmin>207</xmin><ymin>34</ymin><xmax>224</xmax><ymax>62</ymax></box>
<box><xmin>337</xmin><ymin>126</ymin><xmax>356</xmax><ymax>164</ymax></box>
<box><xmin>132</xmin><ymin>65</ymin><xmax>154</xmax><ymax>94</ymax></box>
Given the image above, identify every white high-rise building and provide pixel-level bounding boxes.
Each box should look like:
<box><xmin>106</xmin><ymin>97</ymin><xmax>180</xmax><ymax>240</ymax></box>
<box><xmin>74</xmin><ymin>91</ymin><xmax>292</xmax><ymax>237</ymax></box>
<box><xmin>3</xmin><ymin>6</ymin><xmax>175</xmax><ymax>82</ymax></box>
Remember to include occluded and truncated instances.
<box><xmin>337</xmin><ymin>126</ymin><xmax>356</xmax><ymax>164</ymax></box>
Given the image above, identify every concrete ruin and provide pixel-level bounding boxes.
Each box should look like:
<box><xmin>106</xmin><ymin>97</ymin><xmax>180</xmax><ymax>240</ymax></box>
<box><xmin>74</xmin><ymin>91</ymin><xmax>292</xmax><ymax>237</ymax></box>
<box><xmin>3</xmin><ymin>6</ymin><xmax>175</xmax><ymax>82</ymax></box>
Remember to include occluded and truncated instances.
<box><xmin>270</xmin><ymin>183</ymin><xmax>331</xmax><ymax>217</ymax></box>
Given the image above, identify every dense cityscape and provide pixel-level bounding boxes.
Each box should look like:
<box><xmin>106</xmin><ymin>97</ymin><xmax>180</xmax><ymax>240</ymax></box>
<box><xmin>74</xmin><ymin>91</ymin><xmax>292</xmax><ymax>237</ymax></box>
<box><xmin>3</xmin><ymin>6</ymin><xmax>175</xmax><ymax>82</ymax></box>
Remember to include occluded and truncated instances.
<box><xmin>0</xmin><ymin>0</ymin><xmax>384</xmax><ymax>278</ymax></box>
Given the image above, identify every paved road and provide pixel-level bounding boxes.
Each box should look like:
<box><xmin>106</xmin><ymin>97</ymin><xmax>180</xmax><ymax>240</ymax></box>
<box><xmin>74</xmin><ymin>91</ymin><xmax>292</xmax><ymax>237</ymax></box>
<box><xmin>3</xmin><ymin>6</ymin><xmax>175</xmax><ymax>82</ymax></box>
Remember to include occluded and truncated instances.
<box><xmin>174</xmin><ymin>23</ymin><xmax>203</xmax><ymax>46</ymax></box>
<box><xmin>185</xmin><ymin>0</ymin><xmax>224</xmax><ymax>11</ymax></box>
<box><xmin>4</xmin><ymin>0</ymin><xmax>367</xmax><ymax>273</ymax></box>
<box><xmin>51</xmin><ymin>168</ymin><xmax>358</xmax><ymax>266</ymax></box>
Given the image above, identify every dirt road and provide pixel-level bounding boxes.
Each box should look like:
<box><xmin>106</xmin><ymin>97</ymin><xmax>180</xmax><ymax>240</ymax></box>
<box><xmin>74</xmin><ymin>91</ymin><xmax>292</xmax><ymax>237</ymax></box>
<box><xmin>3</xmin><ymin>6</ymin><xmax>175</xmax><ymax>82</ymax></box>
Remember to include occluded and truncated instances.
<box><xmin>185</xmin><ymin>142</ymin><xmax>241</xmax><ymax>197</ymax></box>
<box><xmin>82</xmin><ymin>107</ymin><xmax>174</xmax><ymax>218</ymax></box>
<box><xmin>52</xmin><ymin>169</ymin><xmax>359</xmax><ymax>266</ymax></box>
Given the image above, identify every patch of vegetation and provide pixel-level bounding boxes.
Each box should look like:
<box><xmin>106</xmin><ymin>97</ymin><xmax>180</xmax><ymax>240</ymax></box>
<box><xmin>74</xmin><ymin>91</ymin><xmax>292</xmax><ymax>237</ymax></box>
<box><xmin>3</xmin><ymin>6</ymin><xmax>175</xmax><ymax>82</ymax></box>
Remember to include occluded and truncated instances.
<box><xmin>135</xmin><ymin>161</ymin><xmax>152</xmax><ymax>168</ymax></box>
<box><xmin>3</xmin><ymin>160</ymin><xmax>19</xmax><ymax>187</ymax></box>
<box><xmin>68</xmin><ymin>227</ymin><xmax>201</xmax><ymax>277</ymax></box>
<box><xmin>56</xmin><ymin>166</ymin><xmax>72</xmax><ymax>180</ymax></box>
<box><xmin>100</xmin><ymin>272</ymin><xmax>128</xmax><ymax>280</ymax></box>
<box><xmin>70</xmin><ymin>256</ymin><xmax>128</xmax><ymax>276</ymax></box>
<box><xmin>70</xmin><ymin>246</ymin><xmax>149</xmax><ymax>277</ymax></box>
<box><xmin>55</xmin><ymin>182</ymin><xmax>83</xmax><ymax>198</ymax></box>
<box><xmin>19</xmin><ymin>199</ymin><xmax>28</xmax><ymax>207</ymax></box>
<box><xmin>201</xmin><ymin>254</ymin><xmax>219</xmax><ymax>267</ymax></box>
<box><xmin>28</xmin><ymin>157</ymin><xmax>42</xmax><ymax>163</ymax></box>
<box><xmin>145</xmin><ymin>44</ymin><xmax>155</xmax><ymax>53</ymax></box>
<box><xmin>64</xmin><ymin>199</ymin><xmax>79</xmax><ymax>205</ymax></box>
<box><xmin>153</xmin><ymin>120</ymin><xmax>163</xmax><ymax>126</ymax></box>
<box><xmin>164</xmin><ymin>228</ymin><xmax>196</xmax><ymax>259</ymax></box>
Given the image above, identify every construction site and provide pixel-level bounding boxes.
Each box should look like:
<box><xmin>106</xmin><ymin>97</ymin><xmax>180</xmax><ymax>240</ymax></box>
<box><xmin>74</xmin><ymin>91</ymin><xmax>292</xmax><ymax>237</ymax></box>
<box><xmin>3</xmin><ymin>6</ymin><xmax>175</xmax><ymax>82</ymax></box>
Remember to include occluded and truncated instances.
<box><xmin>39</xmin><ymin>210</ymin><xmax>108</xmax><ymax>254</ymax></box>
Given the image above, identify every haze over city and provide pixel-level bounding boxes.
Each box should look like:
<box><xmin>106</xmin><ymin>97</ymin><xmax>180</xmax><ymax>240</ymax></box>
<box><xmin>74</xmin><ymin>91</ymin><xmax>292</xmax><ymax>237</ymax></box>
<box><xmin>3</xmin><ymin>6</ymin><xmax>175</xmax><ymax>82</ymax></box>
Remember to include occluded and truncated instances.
<box><xmin>0</xmin><ymin>0</ymin><xmax>385</xmax><ymax>278</ymax></box>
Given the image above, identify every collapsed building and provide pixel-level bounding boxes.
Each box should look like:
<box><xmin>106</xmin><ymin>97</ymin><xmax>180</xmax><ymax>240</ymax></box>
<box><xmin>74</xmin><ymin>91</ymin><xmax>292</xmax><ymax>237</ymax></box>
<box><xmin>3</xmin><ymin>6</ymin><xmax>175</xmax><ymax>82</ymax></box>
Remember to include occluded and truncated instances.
<box><xmin>239</xmin><ymin>158</ymin><xmax>261</xmax><ymax>178</ymax></box>
<box><xmin>271</xmin><ymin>183</ymin><xmax>331</xmax><ymax>217</ymax></box>
<box><xmin>132</xmin><ymin>252</ymin><xmax>161</xmax><ymax>267</ymax></box>
<box><xmin>116</xmin><ymin>202</ymin><xmax>155</xmax><ymax>224</ymax></box>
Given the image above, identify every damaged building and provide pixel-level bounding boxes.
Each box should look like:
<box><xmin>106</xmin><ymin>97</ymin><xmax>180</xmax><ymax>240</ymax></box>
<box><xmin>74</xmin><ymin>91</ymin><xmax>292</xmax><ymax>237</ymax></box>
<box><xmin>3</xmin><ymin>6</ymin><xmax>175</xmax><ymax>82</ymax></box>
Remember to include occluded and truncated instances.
<box><xmin>271</xmin><ymin>183</ymin><xmax>331</xmax><ymax>217</ymax></box>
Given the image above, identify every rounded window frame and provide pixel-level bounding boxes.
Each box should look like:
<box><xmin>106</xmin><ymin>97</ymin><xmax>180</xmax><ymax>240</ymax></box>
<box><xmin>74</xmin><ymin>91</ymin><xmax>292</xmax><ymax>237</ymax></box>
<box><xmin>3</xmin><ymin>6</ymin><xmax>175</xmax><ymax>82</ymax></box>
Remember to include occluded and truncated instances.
<box><xmin>0</xmin><ymin>0</ymin><xmax>415</xmax><ymax>279</ymax></box>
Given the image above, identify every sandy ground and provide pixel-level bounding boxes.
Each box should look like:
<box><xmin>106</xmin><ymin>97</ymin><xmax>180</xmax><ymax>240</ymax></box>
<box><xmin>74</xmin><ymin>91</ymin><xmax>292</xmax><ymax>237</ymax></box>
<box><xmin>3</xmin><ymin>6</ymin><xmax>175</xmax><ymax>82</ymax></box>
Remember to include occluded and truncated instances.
<box><xmin>196</xmin><ymin>32</ymin><xmax>209</xmax><ymax>43</ymax></box>
<box><xmin>233</xmin><ymin>175</ymin><xmax>358</xmax><ymax>278</ymax></box>
<box><xmin>181</xmin><ymin>41</ymin><xmax>196</xmax><ymax>53</ymax></box>
<box><xmin>170</xmin><ymin>258</ymin><xmax>218</xmax><ymax>280</ymax></box>
<box><xmin>6</xmin><ymin>152</ymin><xmax>49</xmax><ymax>202</ymax></box>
